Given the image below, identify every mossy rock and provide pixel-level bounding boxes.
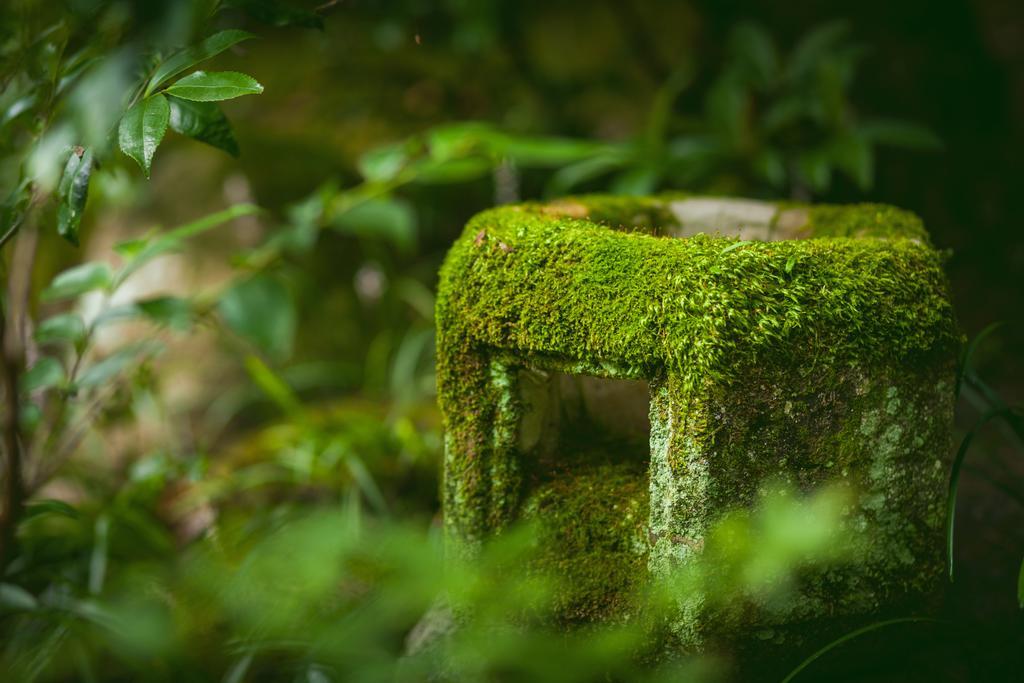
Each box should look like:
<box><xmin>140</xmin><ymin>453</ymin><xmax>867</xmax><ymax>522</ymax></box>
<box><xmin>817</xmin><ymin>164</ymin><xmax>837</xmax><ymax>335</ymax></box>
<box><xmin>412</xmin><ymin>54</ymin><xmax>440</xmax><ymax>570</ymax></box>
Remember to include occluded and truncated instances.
<box><xmin>435</xmin><ymin>194</ymin><xmax>959</xmax><ymax>659</ymax></box>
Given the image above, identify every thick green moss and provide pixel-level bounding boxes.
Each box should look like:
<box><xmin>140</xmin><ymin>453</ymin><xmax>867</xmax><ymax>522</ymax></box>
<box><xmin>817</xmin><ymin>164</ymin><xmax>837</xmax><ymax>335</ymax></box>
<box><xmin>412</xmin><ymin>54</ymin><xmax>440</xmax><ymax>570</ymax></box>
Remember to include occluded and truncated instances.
<box><xmin>521</xmin><ymin>460</ymin><xmax>649</xmax><ymax>624</ymax></box>
<box><xmin>440</xmin><ymin>197</ymin><xmax>953</xmax><ymax>389</ymax></box>
<box><xmin>435</xmin><ymin>193</ymin><xmax>959</xmax><ymax>655</ymax></box>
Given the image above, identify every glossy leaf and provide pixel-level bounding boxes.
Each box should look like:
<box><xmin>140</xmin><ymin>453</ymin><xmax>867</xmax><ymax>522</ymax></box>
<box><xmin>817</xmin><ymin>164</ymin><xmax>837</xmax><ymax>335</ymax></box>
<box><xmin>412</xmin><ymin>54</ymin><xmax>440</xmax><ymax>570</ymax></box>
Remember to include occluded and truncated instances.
<box><xmin>167</xmin><ymin>96</ymin><xmax>239</xmax><ymax>156</ymax></box>
<box><xmin>146</xmin><ymin>30</ymin><xmax>255</xmax><ymax>95</ymax></box>
<box><xmin>56</xmin><ymin>146</ymin><xmax>93</xmax><ymax>245</ymax></box>
<box><xmin>118</xmin><ymin>94</ymin><xmax>170</xmax><ymax>177</ymax></box>
<box><xmin>41</xmin><ymin>262</ymin><xmax>113</xmax><ymax>301</ymax></box>
<box><xmin>164</xmin><ymin>71</ymin><xmax>263</xmax><ymax>102</ymax></box>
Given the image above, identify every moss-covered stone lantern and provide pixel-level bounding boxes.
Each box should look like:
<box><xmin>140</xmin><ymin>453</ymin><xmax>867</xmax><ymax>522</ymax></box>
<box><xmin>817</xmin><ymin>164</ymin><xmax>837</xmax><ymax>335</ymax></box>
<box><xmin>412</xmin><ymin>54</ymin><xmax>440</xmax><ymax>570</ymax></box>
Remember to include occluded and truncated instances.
<box><xmin>435</xmin><ymin>194</ymin><xmax>958</xmax><ymax>653</ymax></box>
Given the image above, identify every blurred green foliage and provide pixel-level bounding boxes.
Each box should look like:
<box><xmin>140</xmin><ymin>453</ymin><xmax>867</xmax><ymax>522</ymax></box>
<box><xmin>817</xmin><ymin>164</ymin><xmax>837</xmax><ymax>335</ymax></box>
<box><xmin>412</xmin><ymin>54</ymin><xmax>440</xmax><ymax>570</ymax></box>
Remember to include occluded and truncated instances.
<box><xmin>0</xmin><ymin>1</ymin><xmax>1022</xmax><ymax>681</ymax></box>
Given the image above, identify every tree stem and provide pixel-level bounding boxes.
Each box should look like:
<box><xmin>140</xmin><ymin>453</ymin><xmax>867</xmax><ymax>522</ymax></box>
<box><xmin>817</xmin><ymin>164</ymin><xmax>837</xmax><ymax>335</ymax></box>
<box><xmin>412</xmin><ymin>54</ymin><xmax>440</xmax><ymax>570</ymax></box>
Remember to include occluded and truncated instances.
<box><xmin>0</xmin><ymin>222</ymin><xmax>37</xmax><ymax>571</ymax></box>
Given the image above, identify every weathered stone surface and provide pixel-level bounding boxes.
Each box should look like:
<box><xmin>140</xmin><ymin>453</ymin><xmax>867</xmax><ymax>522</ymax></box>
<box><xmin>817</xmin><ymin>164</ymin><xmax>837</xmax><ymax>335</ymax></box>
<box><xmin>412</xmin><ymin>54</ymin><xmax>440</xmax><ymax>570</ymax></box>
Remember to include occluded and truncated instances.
<box><xmin>435</xmin><ymin>194</ymin><xmax>959</xmax><ymax>654</ymax></box>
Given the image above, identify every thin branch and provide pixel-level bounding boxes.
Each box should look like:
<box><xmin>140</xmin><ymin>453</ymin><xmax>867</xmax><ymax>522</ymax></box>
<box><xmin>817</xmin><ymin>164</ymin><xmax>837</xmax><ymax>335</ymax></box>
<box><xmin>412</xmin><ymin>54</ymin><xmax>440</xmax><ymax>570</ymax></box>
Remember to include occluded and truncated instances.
<box><xmin>0</xmin><ymin>220</ymin><xmax>39</xmax><ymax>569</ymax></box>
<box><xmin>0</xmin><ymin>316</ymin><xmax>23</xmax><ymax>570</ymax></box>
<box><xmin>28</xmin><ymin>389</ymin><xmax>113</xmax><ymax>491</ymax></box>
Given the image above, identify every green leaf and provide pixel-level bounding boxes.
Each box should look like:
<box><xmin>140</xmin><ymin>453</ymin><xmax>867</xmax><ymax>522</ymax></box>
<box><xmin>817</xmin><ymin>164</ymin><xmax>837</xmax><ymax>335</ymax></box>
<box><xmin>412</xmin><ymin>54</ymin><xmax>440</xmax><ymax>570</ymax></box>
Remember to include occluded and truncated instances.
<box><xmin>798</xmin><ymin>152</ymin><xmax>832</xmax><ymax>192</ymax></box>
<box><xmin>19</xmin><ymin>403</ymin><xmax>41</xmax><ymax>431</ymax></box>
<box><xmin>24</xmin><ymin>499</ymin><xmax>80</xmax><ymax>521</ymax></box>
<box><xmin>226</xmin><ymin>0</ymin><xmax>325</xmax><ymax>29</ymax></box>
<box><xmin>546</xmin><ymin>152</ymin><xmax>627</xmax><ymax>196</ymax></box>
<box><xmin>164</xmin><ymin>71</ymin><xmax>263</xmax><ymax>102</ymax></box>
<box><xmin>859</xmin><ymin>119</ymin><xmax>943</xmax><ymax>150</ymax></box>
<box><xmin>610</xmin><ymin>167</ymin><xmax>659</xmax><ymax>195</ymax></box>
<box><xmin>89</xmin><ymin>515</ymin><xmax>110</xmax><ymax>595</ymax></box>
<box><xmin>22</xmin><ymin>357</ymin><xmax>65</xmax><ymax>392</ymax></box>
<box><xmin>752</xmin><ymin>149</ymin><xmax>786</xmax><ymax>188</ymax></box>
<box><xmin>331</xmin><ymin>198</ymin><xmax>416</xmax><ymax>252</ymax></box>
<box><xmin>118</xmin><ymin>94</ymin><xmax>170</xmax><ymax>177</ymax></box>
<box><xmin>358</xmin><ymin>143</ymin><xmax>410</xmax><ymax>182</ymax></box>
<box><xmin>720</xmin><ymin>240</ymin><xmax>754</xmax><ymax>254</ymax></box>
<box><xmin>705</xmin><ymin>73</ymin><xmax>749</xmax><ymax>143</ymax></box>
<box><xmin>167</xmin><ymin>95</ymin><xmax>239</xmax><ymax>156</ymax></box>
<box><xmin>41</xmin><ymin>262</ymin><xmax>113</xmax><ymax>301</ymax></box>
<box><xmin>146</xmin><ymin>30</ymin><xmax>256</xmax><ymax>95</ymax></box>
<box><xmin>0</xmin><ymin>583</ymin><xmax>38</xmax><ymax>611</ymax></box>
<box><xmin>244</xmin><ymin>354</ymin><xmax>302</xmax><ymax>415</ymax></box>
<box><xmin>135</xmin><ymin>296</ymin><xmax>193</xmax><ymax>330</ymax></box>
<box><xmin>761</xmin><ymin>97</ymin><xmax>808</xmax><ymax>133</ymax></box>
<box><xmin>945</xmin><ymin>407</ymin><xmax>1017</xmax><ymax>581</ymax></box>
<box><xmin>730</xmin><ymin>22</ymin><xmax>779</xmax><ymax>87</ymax></box>
<box><xmin>114</xmin><ymin>204</ymin><xmax>261</xmax><ymax>286</ymax></box>
<box><xmin>346</xmin><ymin>455</ymin><xmax>387</xmax><ymax>513</ymax></box>
<box><xmin>828</xmin><ymin>134</ymin><xmax>874</xmax><ymax>190</ymax></box>
<box><xmin>56</xmin><ymin>146</ymin><xmax>93</xmax><ymax>245</ymax></box>
<box><xmin>35</xmin><ymin>313</ymin><xmax>87</xmax><ymax>346</ymax></box>
<box><xmin>786</xmin><ymin>21</ymin><xmax>850</xmax><ymax>83</ymax></box>
<box><xmin>412</xmin><ymin>157</ymin><xmax>492</xmax><ymax>184</ymax></box>
<box><xmin>76</xmin><ymin>342</ymin><xmax>161</xmax><ymax>389</ymax></box>
<box><xmin>219</xmin><ymin>275</ymin><xmax>296</xmax><ymax>361</ymax></box>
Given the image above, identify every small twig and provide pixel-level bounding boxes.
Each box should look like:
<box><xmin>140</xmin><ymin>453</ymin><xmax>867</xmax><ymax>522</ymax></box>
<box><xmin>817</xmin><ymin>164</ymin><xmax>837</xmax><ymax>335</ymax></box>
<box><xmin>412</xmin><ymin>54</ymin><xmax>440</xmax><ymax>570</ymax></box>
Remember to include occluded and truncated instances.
<box><xmin>8</xmin><ymin>225</ymin><xmax>39</xmax><ymax>378</ymax></box>
<box><xmin>0</xmin><ymin>214</ymin><xmax>26</xmax><ymax>252</ymax></box>
<box><xmin>28</xmin><ymin>389</ymin><xmax>115</xmax><ymax>491</ymax></box>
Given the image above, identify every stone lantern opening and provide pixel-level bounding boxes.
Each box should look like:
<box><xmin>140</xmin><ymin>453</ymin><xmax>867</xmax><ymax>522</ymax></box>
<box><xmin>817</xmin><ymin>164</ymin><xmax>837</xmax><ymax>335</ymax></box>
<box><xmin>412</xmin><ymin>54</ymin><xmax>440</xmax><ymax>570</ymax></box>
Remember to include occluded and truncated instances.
<box><xmin>516</xmin><ymin>368</ymin><xmax>652</xmax><ymax>623</ymax></box>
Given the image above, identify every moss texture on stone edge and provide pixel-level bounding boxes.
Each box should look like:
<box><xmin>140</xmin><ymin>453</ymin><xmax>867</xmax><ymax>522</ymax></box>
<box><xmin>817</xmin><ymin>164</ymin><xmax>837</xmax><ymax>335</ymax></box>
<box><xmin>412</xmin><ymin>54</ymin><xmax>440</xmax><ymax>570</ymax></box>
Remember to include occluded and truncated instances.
<box><xmin>435</xmin><ymin>194</ymin><xmax>958</xmax><ymax>655</ymax></box>
<box><xmin>438</xmin><ymin>195</ymin><xmax>956</xmax><ymax>530</ymax></box>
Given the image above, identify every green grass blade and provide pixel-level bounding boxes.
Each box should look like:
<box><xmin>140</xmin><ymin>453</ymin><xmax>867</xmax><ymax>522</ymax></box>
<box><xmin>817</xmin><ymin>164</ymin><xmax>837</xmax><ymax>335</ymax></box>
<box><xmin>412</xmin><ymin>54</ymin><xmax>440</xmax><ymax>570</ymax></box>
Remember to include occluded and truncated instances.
<box><xmin>946</xmin><ymin>408</ymin><xmax>1010</xmax><ymax>581</ymax></box>
<box><xmin>781</xmin><ymin>617</ymin><xmax>939</xmax><ymax>683</ymax></box>
<box><xmin>1018</xmin><ymin>556</ymin><xmax>1024</xmax><ymax>609</ymax></box>
<box><xmin>955</xmin><ymin>321</ymin><xmax>1004</xmax><ymax>399</ymax></box>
